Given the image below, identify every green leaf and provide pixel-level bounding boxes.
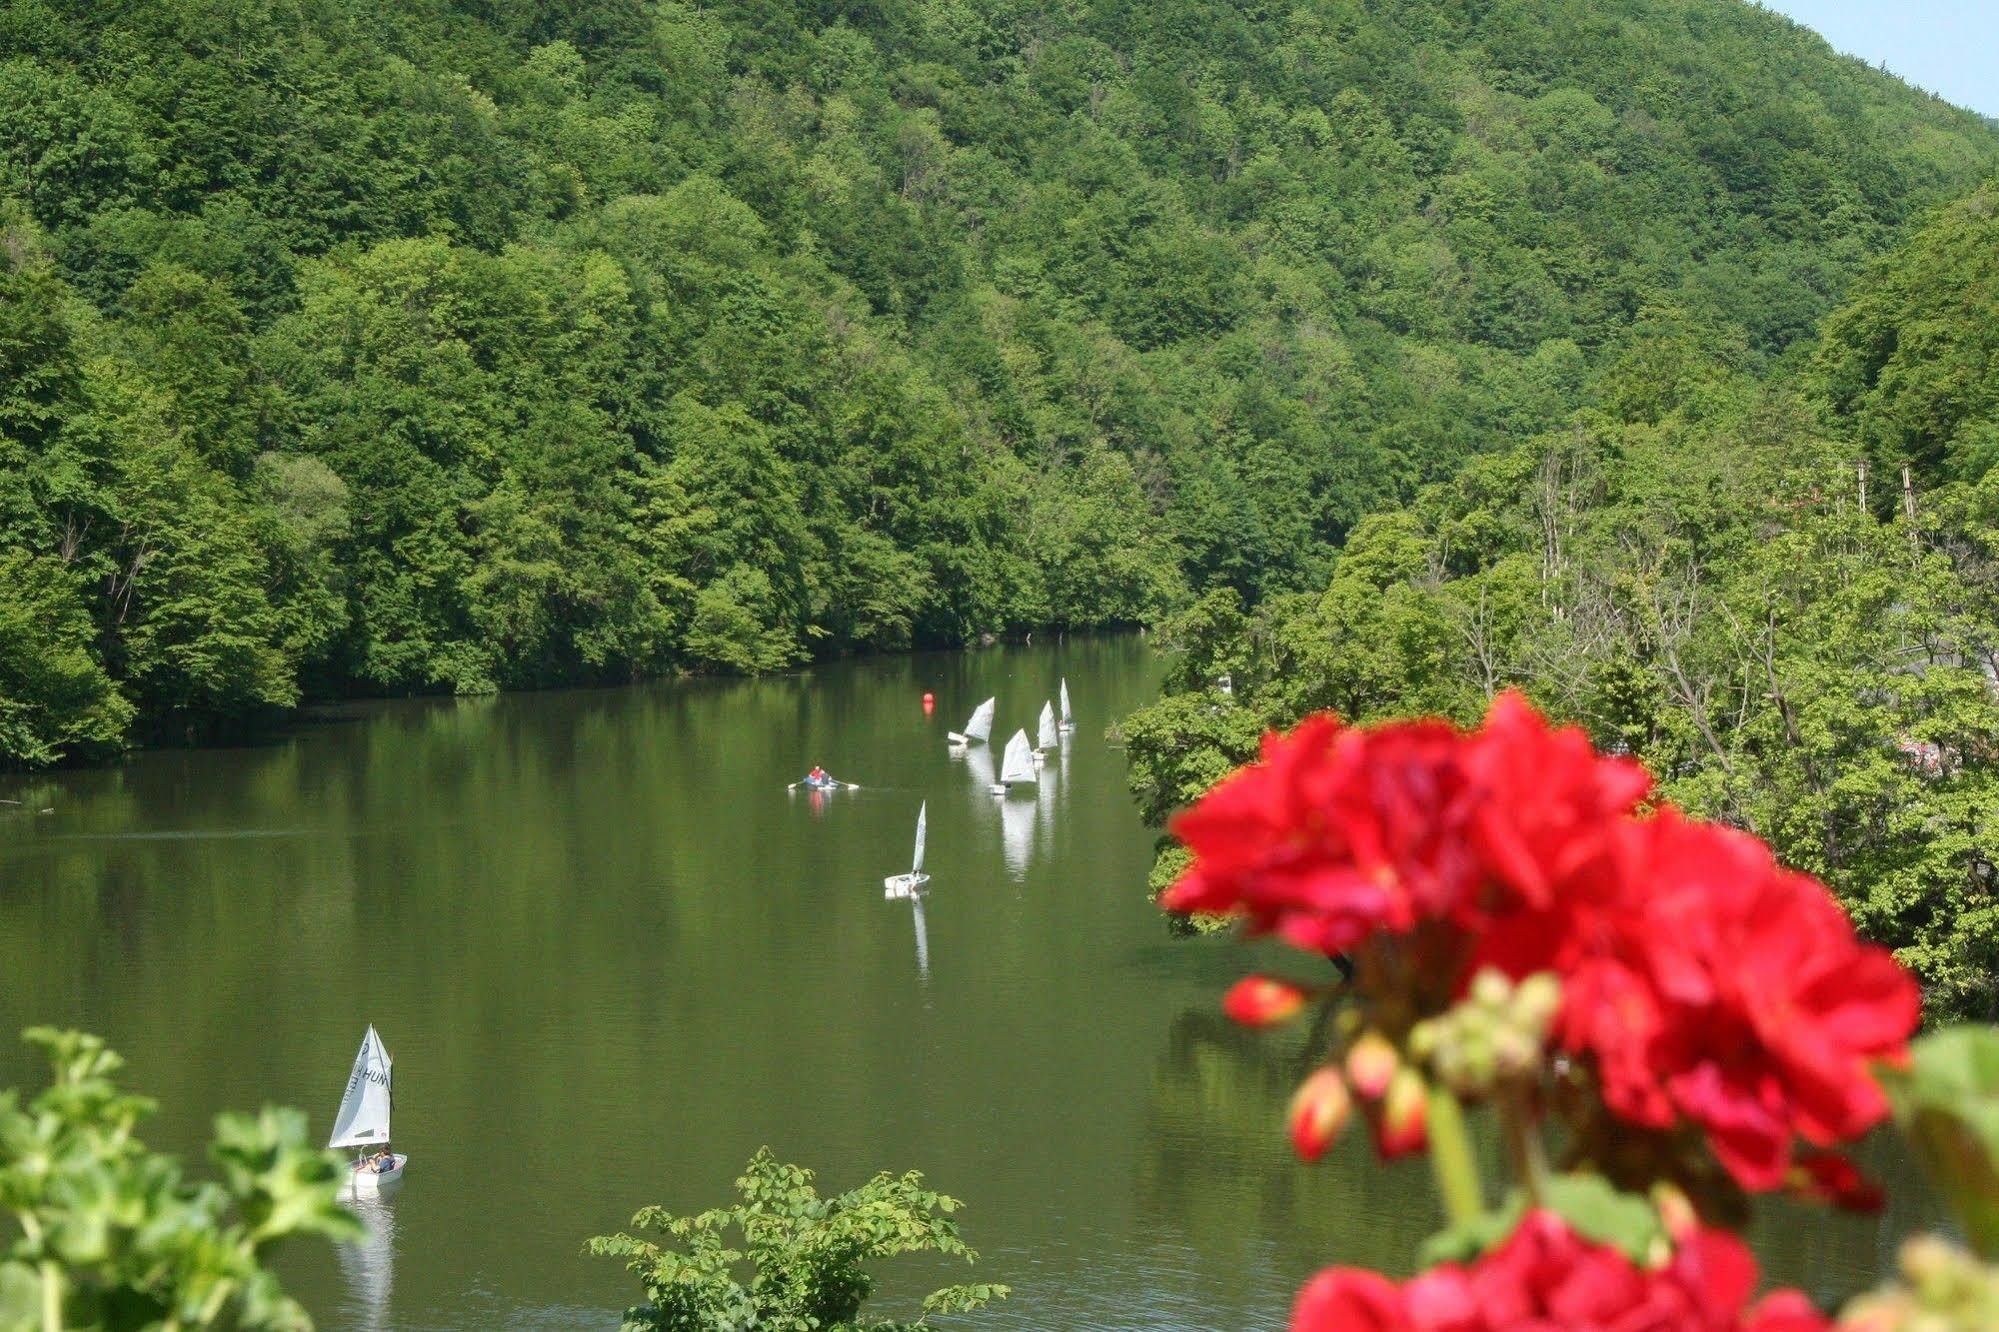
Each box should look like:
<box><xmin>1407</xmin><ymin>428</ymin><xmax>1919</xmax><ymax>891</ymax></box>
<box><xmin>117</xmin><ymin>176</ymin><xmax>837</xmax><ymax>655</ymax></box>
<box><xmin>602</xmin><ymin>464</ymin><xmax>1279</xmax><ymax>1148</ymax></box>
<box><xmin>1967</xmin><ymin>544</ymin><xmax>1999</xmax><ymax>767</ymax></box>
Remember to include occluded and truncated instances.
<box><xmin>1540</xmin><ymin>1175</ymin><xmax>1665</xmax><ymax>1263</ymax></box>
<box><xmin>1417</xmin><ymin>1192</ymin><xmax>1527</xmax><ymax>1267</ymax></box>
<box><xmin>1417</xmin><ymin>1176</ymin><xmax>1661</xmax><ymax>1268</ymax></box>
<box><xmin>1884</xmin><ymin>1025</ymin><xmax>1999</xmax><ymax>1257</ymax></box>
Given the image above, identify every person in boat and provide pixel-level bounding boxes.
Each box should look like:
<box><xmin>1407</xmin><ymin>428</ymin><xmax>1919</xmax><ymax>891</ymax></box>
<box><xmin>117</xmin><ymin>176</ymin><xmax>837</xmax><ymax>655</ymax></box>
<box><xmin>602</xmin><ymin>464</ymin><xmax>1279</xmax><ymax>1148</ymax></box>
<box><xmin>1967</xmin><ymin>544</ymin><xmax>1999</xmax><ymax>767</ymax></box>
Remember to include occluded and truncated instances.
<box><xmin>369</xmin><ymin>1147</ymin><xmax>395</xmax><ymax>1173</ymax></box>
<box><xmin>806</xmin><ymin>765</ymin><xmax>830</xmax><ymax>788</ymax></box>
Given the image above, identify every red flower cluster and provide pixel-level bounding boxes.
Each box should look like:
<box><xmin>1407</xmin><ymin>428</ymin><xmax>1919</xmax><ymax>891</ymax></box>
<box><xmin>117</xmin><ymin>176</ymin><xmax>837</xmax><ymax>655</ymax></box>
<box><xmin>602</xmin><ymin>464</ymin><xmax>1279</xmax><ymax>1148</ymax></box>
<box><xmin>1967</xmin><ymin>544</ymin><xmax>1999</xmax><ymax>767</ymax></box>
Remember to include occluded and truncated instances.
<box><xmin>1164</xmin><ymin>694</ymin><xmax>1646</xmax><ymax>955</ymax></box>
<box><xmin>1168</xmin><ymin>694</ymin><xmax>1920</xmax><ymax>1191</ymax></box>
<box><xmin>1556</xmin><ymin>811</ymin><xmax>1919</xmax><ymax>1190</ymax></box>
<box><xmin>1164</xmin><ymin>714</ymin><xmax>1485</xmax><ymax>954</ymax></box>
<box><xmin>1292</xmin><ymin>1211</ymin><xmax>1830</xmax><ymax>1332</ymax></box>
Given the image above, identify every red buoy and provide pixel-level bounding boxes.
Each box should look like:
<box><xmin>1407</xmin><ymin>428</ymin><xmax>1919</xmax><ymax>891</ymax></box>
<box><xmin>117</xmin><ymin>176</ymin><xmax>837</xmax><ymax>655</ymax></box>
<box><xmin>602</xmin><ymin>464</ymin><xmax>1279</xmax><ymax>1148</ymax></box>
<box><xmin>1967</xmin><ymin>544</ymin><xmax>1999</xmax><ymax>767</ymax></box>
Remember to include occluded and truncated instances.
<box><xmin>922</xmin><ymin>692</ymin><xmax>935</xmax><ymax>714</ymax></box>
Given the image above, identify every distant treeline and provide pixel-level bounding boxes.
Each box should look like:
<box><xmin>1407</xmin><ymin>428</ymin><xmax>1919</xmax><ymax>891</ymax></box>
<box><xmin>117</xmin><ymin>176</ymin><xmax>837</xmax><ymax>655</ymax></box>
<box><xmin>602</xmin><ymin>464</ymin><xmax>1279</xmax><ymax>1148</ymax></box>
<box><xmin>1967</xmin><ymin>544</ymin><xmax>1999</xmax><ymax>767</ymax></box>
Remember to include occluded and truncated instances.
<box><xmin>1126</xmin><ymin>188</ymin><xmax>1999</xmax><ymax>1019</ymax></box>
<box><xmin>4</xmin><ymin>0</ymin><xmax>1997</xmax><ymax>766</ymax></box>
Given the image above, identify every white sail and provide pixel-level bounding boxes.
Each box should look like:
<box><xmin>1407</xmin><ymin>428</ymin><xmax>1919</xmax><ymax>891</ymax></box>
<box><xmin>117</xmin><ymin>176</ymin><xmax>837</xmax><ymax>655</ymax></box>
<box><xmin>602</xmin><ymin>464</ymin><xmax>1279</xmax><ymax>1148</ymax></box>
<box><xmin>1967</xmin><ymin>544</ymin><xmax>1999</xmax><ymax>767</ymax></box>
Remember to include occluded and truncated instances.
<box><xmin>999</xmin><ymin>729</ymin><xmax>1037</xmax><ymax>786</ymax></box>
<box><xmin>950</xmin><ymin>696</ymin><xmax>996</xmax><ymax>744</ymax></box>
<box><xmin>911</xmin><ymin>801</ymin><xmax>927</xmax><ymax>877</ymax></box>
<box><xmin>328</xmin><ymin>1026</ymin><xmax>393</xmax><ymax>1150</ymax></box>
<box><xmin>1059</xmin><ymin>679</ymin><xmax>1074</xmax><ymax>727</ymax></box>
<box><xmin>1037</xmin><ymin>701</ymin><xmax>1058</xmax><ymax>750</ymax></box>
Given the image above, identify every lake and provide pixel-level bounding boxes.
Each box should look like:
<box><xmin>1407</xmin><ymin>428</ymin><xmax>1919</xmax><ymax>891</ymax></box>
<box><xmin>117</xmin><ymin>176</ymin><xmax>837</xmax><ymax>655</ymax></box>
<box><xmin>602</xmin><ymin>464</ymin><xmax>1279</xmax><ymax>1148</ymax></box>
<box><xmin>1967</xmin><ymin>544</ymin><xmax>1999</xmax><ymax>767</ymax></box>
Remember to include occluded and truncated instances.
<box><xmin>0</xmin><ymin>635</ymin><xmax>1941</xmax><ymax>1328</ymax></box>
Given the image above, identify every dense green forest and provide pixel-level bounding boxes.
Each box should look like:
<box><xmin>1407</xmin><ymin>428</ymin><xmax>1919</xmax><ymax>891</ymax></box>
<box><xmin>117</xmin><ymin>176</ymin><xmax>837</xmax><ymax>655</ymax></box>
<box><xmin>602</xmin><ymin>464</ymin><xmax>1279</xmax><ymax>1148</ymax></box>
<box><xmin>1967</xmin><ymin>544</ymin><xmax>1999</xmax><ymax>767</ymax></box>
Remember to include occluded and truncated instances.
<box><xmin>1125</xmin><ymin>186</ymin><xmax>1999</xmax><ymax>1018</ymax></box>
<box><xmin>3</xmin><ymin>0</ymin><xmax>1998</xmax><ymax>766</ymax></box>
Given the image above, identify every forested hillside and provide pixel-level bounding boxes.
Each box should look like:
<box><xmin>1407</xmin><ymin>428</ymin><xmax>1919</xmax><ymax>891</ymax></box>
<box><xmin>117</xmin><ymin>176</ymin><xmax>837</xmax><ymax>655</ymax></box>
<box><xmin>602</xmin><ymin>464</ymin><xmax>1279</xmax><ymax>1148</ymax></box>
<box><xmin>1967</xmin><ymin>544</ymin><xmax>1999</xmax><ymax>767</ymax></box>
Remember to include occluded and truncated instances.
<box><xmin>4</xmin><ymin>0</ymin><xmax>1997</xmax><ymax>766</ymax></box>
<box><xmin>1125</xmin><ymin>187</ymin><xmax>1999</xmax><ymax>1018</ymax></box>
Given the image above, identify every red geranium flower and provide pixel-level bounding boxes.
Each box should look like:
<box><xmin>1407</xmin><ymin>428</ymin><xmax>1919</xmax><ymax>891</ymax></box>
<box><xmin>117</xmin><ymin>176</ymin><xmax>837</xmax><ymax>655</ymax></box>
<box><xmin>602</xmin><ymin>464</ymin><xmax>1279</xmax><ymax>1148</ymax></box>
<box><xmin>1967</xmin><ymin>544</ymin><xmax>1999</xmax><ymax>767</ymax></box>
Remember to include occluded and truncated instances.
<box><xmin>1292</xmin><ymin>1211</ymin><xmax>1831</xmax><ymax>1332</ymax></box>
<box><xmin>1464</xmin><ymin>691</ymin><xmax>1651</xmax><ymax>909</ymax></box>
<box><xmin>1558</xmin><ymin>812</ymin><xmax>1920</xmax><ymax>1190</ymax></box>
<box><xmin>1166</xmin><ymin>695</ymin><xmax>1653</xmax><ymax>964</ymax></box>
<box><xmin>1168</xmin><ymin>699</ymin><xmax>1921</xmax><ymax>1197</ymax></box>
<box><xmin>1163</xmin><ymin>714</ymin><xmax>1485</xmax><ymax>955</ymax></box>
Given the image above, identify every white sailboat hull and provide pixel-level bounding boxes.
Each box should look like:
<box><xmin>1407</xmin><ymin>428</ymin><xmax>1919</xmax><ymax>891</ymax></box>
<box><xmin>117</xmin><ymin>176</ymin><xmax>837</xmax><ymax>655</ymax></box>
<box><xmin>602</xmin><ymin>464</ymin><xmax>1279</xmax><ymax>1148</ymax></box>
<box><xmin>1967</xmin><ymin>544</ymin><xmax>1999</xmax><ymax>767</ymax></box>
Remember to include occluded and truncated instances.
<box><xmin>883</xmin><ymin>872</ymin><xmax>931</xmax><ymax>900</ymax></box>
<box><xmin>339</xmin><ymin>1155</ymin><xmax>406</xmax><ymax>1198</ymax></box>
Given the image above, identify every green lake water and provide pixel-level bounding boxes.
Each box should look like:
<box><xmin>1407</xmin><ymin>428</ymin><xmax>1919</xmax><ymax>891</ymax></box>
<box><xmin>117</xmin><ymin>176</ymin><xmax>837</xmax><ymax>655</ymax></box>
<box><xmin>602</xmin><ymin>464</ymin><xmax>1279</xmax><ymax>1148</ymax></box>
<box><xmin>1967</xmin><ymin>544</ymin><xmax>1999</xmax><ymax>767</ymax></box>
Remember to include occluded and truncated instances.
<box><xmin>0</xmin><ymin>635</ymin><xmax>1942</xmax><ymax>1328</ymax></box>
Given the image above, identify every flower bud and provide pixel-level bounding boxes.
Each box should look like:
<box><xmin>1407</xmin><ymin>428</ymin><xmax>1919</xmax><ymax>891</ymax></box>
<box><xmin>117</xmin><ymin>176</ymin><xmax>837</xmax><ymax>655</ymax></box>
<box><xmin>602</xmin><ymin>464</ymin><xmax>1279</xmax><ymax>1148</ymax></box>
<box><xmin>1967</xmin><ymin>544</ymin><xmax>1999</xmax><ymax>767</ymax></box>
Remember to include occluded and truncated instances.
<box><xmin>1650</xmin><ymin>1182</ymin><xmax>1698</xmax><ymax>1241</ymax></box>
<box><xmin>1491</xmin><ymin>1027</ymin><xmax>1537</xmax><ymax>1080</ymax></box>
<box><xmin>1458</xmin><ymin>1028</ymin><xmax>1496</xmax><ymax>1091</ymax></box>
<box><xmin>1510</xmin><ymin>972</ymin><xmax>1561</xmax><ymax>1034</ymax></box>
<box><xmin>1373</xmin><ymin>1067</ymin><xmax>1428</xmax><ymax>1158</ymax></box>
<box><xmin>1345</xmin><ymin>1030</ymin><xmax>1399</xmax><ymax>1100</ymax></box>
<box><xmin>1791</xmin><ymin>1150</ymin><xmax>1884</xmax><ymax>1214</ymax></box>
<box><xmin>1223</xmin><ymin>975</ymin><xmax>1308</xmax><ymax>1028</ymax></box>
<box><xmin>1288</xmin><ymin>1067</ymin><xmax>1353</xmax><ymax>1163</ymax></box>
<box><xmin>1898</xmin><ymin>1234</ymin><xmax>1962</xmax><ymax>1299</ymax></box>
<box><xmin>1470</xmin><ymin>967</ymin><xmax>1511</xmax><ymax>1011</ymax></box>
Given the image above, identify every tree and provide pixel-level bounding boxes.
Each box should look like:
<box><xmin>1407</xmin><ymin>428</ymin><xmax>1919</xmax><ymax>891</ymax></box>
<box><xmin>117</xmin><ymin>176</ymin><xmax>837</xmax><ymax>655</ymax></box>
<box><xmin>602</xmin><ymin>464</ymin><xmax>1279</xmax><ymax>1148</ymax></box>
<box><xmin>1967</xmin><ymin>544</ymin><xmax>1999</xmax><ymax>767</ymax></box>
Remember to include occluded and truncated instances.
<box><xmin>0</xmin><ymin>550</ymin><xmax>131</xmax><ymax>765</ymax></box>
<box><xmin>586</xmin><ymin>1149</ymin><xmax>1007</xmax><ymax>1331</ymax></box>
<box><xmin>1813</xmin><ymin>187</ymin><xmax>1999</xmax><ymax>487</ymax></box>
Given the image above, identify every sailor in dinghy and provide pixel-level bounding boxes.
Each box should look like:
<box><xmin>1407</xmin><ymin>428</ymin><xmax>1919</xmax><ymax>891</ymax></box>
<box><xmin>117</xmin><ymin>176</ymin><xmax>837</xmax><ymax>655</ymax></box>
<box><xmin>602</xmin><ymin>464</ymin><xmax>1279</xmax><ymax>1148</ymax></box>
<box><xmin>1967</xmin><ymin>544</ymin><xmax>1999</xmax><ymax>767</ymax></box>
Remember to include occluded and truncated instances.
<box><xmin>329</xmin><ymin>1026</ymin><xmax>405</xmax><ymax>1197</ymax></box>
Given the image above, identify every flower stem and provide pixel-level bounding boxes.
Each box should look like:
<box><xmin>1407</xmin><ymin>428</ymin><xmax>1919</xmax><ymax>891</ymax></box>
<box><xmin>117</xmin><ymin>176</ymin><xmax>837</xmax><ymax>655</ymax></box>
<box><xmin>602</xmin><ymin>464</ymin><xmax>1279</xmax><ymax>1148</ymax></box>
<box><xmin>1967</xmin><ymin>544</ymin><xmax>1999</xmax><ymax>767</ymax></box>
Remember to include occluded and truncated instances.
<box><xmin>1425</xmin><ymin>1085</ymin><xmax>1484</xmax><ymax>1227</ymax></box>
<box><xmin>1498</xmin><ymin>1087</ymin><xmax>1550</xmax><ymax>1208</ymax></box>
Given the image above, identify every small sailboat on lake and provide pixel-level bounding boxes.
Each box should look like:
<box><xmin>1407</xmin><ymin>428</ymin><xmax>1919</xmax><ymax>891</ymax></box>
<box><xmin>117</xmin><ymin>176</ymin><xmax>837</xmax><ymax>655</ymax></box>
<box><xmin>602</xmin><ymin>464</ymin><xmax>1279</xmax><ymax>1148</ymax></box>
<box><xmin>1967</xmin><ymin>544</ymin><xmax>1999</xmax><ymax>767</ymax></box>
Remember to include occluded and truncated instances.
<box><xmin>884</xmin><ymin>801</ymin><xmax>931</xmax><ymax>900</ymax></box>
<box><xmin>328</xmin><ymin>1026</ymin><xmax>404</xmax><ymax>1198</ymax></box>
<box><xmin>1035</xmin><ymin>701</ymin><xmax>1059</xmax><ymax>759</ymax></box>
<box><xmin>990</xmin><ymin>729</ymin><xmax>1037</xmax><ymax>796</ymax></box>
<box><xmin>1059</xmin><ymin>679</ymin><xmax>1075</xmax><ymax>733</ymax></box>
<box><xmin>947</xmin><ymin>697</ymin><xmax>996</xmax><ymax>748</ymax></box>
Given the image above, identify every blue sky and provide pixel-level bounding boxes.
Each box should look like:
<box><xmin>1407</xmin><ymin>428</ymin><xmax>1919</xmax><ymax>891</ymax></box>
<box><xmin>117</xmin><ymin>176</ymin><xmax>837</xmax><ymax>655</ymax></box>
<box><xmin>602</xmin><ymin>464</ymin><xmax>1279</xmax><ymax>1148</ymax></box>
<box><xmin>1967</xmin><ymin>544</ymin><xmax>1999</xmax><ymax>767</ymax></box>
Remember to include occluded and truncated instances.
<box><xmin>1762</xmin><ymin>1</ymin><xmax>1999</xmax><ymax>118</ymax></box>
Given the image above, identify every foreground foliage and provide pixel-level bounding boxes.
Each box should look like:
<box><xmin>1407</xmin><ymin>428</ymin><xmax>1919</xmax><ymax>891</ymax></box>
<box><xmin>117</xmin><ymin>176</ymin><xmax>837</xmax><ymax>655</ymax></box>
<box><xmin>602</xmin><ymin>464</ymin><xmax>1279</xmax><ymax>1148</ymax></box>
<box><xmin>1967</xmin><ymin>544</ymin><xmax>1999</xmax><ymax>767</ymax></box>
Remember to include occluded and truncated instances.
<box><xmin>586</xmin><ymin>1149</ymin><xmax>1006</xmax><ymax>1331</ymax></box>
<box><xmin>4</xmin><ymin>0</ymin><xmax>1997</xmax><ymax>765</ymax></box>
<box><xmin>1166</xmin><ymin>698</ymin><xmax>1999</xmax><ymax>1330</ymax></box>
<box><xmin>0</xmin><ymin>1028</ymin><xmax>356</xmax><ymax>1331</ymax></box>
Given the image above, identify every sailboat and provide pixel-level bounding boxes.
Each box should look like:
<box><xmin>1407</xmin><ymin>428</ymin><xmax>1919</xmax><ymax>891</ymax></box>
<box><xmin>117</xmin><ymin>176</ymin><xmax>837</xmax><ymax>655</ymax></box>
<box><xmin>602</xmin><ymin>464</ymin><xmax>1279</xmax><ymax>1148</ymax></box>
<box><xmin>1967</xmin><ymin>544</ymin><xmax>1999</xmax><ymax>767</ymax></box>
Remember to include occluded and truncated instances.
<box><xmin>990</xmin><ymin>729</ymin><xmax>1037</xmax><ymax>796</ymax></box>
<box><xmin>947</xmin><ymin>697</ymin><xmax>996</xmax><ymax>747</ymax></box>
<box><xmin>1059</xmin><ymin>679</ymin><xmax>1075</xmax><ymax>733</ymax></box>
<box><xmin>1035</xmin><ymin>701</ymin><xmax>1059</xmax><ymax>757</ymax></box>
<box><xmin>883</xmin><ymin>801</ymin><xmax>931</xmax><ymax>899</ymax></box>
<box><xmin>328</xmin><ymin>1026</ymin><xmax>405</xmax><ymax>1197</ymax></box>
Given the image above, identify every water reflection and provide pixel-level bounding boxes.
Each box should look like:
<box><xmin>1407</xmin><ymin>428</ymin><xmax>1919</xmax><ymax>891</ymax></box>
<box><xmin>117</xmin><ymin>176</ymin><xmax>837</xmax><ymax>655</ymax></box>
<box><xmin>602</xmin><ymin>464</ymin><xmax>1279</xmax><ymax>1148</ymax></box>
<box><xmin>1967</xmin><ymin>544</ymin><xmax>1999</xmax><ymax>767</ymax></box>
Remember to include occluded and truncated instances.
<box><xmin>1035</xmin><ymin>752</ymin><xmax>1058</xmax><ymax>844</ymax></box>
<box><xmin>909</xmin><ymin>897</ymin><xmax>931</xmax><ymax>981</ymax></box>
<box><xmin>961</xmin><ymin>742</ymin><xmax>995</xmax><ymax>803</ymax></box>
<box><xmin>333</xmin><ymin>1196</ymin><xmax>397</xmax><ymax>1332</ymax></box>
<box><xmin>998</xmin><ymin>794</ymin><xmax>1035</xmax><ymax>881</ymax></box>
